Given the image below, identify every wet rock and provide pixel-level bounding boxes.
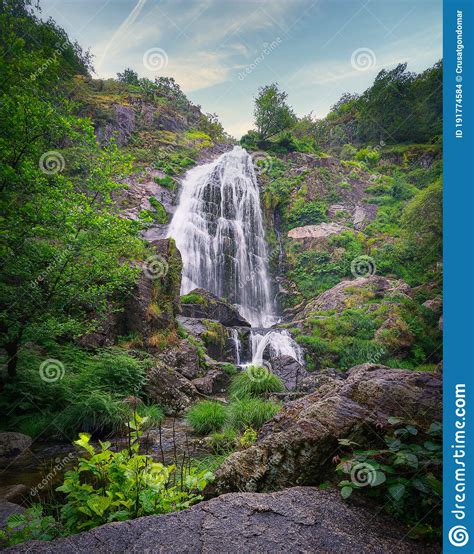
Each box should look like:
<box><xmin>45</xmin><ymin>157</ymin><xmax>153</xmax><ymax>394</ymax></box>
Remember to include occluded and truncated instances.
<box><xmin>180</xmin><ymin>288</ymin><xmax>251</xmax><ymax>327</ymax></box>
<box><xmin>160</xmin><ymin>338</ymin><xmax>202</xmax><ymax>380</ymax></box>
<box><xmin>0</xmin><ymin>501</ymin><xmax>24</xmax><ymax>529</ymax></box>
<box><xmin>144</xmin><ymin>364</ymin><xmax>197</xmax><ymax>415</ymax></box>
<box><xmin>271</xmin><ymin>355</ymin><xmax>311</xmax><ymax>390</ymax></box>
<box><xmin>192</xmin><ymin>370</ymin><xmax>230</xmax><ymax>395</ymax></box>
<box><xmin>7</xmin><ymin>487</ymin><xmax>438</xmax><ymax>553</ymax></box>
<box><xmin>213</xmin><ymin>364</ymin><xmax>441</xmax><ymax>493</ymax></box>
<box><xmin>0</xmin><ymin>433</ymin><xmax>32</xmax><ymax>460</ymax></box>
<box><xmin>299</xmin><ymin>368</ymin><xmax>344</xmax><ymax>393</ymax></box>
<box><xmin>0</xmin><ymin>485</ymin><xmax>28</xmax><ymax>504</ymax></box>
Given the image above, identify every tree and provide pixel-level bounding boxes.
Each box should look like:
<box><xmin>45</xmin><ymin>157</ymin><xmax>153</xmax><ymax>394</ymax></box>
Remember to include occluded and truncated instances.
<box><xmin>117</xmin><ymin>68</ymin><xmax>140</xmax><ymax>86</ymax></box>
<box><xmin>0</xmin><ymin>3</ymin><xmax>143</xmax><ymax>376</ymax></box>
<box><xmin>254</xmin><ymin>84</ymin><xmax>295</xmax><ymax>140</ymax></box>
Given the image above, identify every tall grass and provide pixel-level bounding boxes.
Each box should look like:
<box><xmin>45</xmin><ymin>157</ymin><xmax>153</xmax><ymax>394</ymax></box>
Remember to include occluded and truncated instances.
<box><xmin>229</xmin><ymin>367</ymin><xmax>284</xmax><ymax>399</ymax></box>
<box><xmin>227</xmin><ymin>399</ymin><xmax>281</xmax><ymax>431</ymax></box>
<box><xmin>186</xmin><ymin>400</ymin><xmax>227</xmax><ymax>435</ymax></box>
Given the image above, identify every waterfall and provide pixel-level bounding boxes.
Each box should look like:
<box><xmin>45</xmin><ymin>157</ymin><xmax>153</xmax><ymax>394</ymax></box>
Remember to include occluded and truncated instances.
<box><xmin>250</xmin><ymin>330</ymin><xmax>304</xmax><ymax>367</ymax></box>
<box><xmin>168</xmin><ymin>145</ymin><xmax>302</xmax><ymax>366</ymax></box>
<box><xmin>230</xmin><ymin>328</ymin><xmax>241</xmax><ymax>365</ymax></box>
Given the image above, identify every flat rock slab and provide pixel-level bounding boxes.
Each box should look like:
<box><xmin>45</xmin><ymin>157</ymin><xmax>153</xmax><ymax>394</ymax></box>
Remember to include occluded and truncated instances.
<box><xmin>7</xmin><ymin>487</ymin><xmax>438</xmax><ymax>553</ymax></box>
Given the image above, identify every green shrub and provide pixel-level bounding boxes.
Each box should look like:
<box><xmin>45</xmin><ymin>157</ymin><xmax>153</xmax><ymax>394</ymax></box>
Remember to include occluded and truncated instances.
<box><xmin>337</xmin><ymin>420</ymin><xmax>442</xmax><ymax>539</ymax></box>
<box><xmin>137</xmin><ymin>404</ymin><xmax>165</xmax><ymax>427</ymax></box>
<box><xmin>229</xmin><ymin>367</ymin><xmax>284</xmax><ymax>399</ymax></box>
<box><xmin>219</xmin><ymin>363</ymin><xmax>239</xmax><ymax>376</ymax></box>
<box><xmin>57</xmin><ymin>391</ymin><xmax>130</xmax><ymax>438</ymax></box>
<box><xmin>227</xmin><ymin>399</ymin><xmax>280</xmax><ymax>431</ymax></box>
<box><xmin>154</xmin><ymin>175</ymin><xmax>175</xmax><ymax>188</ymax></box>
<box><xmin>355</xmin><ymin>147</ymin><xmax>381</xmax><ymax>168</ymax></box>
<box><xmin>186</xmin><ymin>401</ymin><xmax>227</xmax><ymax>435</ymax></box>
<box><xmin>340</xmin><ymin>143</ymin><xmax>356</xmax><ymax>160</ymax></box>
<box><xmin>238</xmin><ymin>427</ymin><xmax>257</xmax><ymax>447</ymax></box>
<box><xmin>287</xmin><ymin>200</ymin><xmax>328</xmax><ymax>229</ymax></box>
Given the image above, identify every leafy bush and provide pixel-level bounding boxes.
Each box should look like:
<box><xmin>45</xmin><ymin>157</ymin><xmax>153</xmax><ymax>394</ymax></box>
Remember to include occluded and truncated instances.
<box><xmin>186</xmin><ymin>401</ymin><xmax>227</xmax><ymax>435</ymax></box>
<box><xmin>340</xmin><ymin>143</ymin><xmax>356</xmax><ymax>160</ymax></box>
<box><xmin>0</xmin><ymin>505</ymin><xmax>63</xmax><ymax>547</ymax></box>
<box><xmin>238</xmin><ymin>427</ymin><xmax>257</xmax><ymax>448</ymax></box>
<box><xmin>227</xmin><ymin>399</ymin><xmax>280</xmax><ymax>431</ymax></box>
<box><xmin>355</xmin><ymin>147</ymin><xmax>380</xmax><ymax>168</ymax></box>
<box><xmin>154</xmin><ymin>175</ymin><xmax>175</xmax><ymax>188</ymax></box>
<box><xmin>57</xmin><ymin>416</ymin><xmax>212</xmax><ymax>533</ymax></box>
<box><xmin>337</xmin><ymin>420</ymin><xmax>442</xmax><ymax>539</ymax></box>
<box><xmin>287</xmin><ymin>200</ymin><xmax>328</xmax><ymax>229</ymax></box>
<box><xmin>229</xmin><ymin>367</ymin><xmax>284</xmax><ymax>399</ymax></box>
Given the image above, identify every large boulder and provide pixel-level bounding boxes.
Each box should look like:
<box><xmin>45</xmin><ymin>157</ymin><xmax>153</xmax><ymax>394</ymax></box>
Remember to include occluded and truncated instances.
<box><xmin>293</xmin><ymin>276</ymin><xmax>411</xmax><ymax>320</ymax></box>
<box><xmin>144</xmin><ymin>364</ymin><xmax>197</xmax><ymax>415</ymax></box>
<box><xmin>192</xmin><ymin>370</ymin><xmax>230</xmax><ymax>396</ymax></box>
<box><xmin>213</xmin><ymin>364</ymin><xmax>442</xmax><ymax>493</ymax></box>
<box><xmin>7</xmin><ymin>487</ymin><xmax>438</xmax><ymax>553</ymax></box>
<box><xmin>271</xmin><ymin>355</ymin><xmax>311</xmax><ymax>391</ymax></box>
<box><xmin>180</xmin><ymin>288</ymin><xmax>251</xmax><ymax>327</ymax></box>
<box><xmin>0</xmin><ymin>433</ymin><xmax>32</xmax><ymax>461</ymax></box>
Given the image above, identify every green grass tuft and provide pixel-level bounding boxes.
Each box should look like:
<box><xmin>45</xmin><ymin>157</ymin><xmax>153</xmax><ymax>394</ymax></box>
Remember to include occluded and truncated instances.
<box><xmin>186</xmin><ymin>400</ymin><xmax>227</xmax><ymax>435</ymax></box>
<box><xmin>230</xmin><ymin>367</ymin><xmax>284</xmax><ymax>399</ymax></box>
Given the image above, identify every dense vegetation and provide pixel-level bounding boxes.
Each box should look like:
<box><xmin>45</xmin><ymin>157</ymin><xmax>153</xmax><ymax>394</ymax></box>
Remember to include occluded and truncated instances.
<box><xmin>1</xmin><ymin>0</ymin><xmax>443</xmax><ymax>547</ymax></box>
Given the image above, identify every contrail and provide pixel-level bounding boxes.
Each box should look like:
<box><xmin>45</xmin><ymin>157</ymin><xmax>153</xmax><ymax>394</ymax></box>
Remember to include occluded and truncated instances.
<box><xmin>96</xmin><ymin>0</ymin><xmax>149</xmax><ymax>73</ymax></box>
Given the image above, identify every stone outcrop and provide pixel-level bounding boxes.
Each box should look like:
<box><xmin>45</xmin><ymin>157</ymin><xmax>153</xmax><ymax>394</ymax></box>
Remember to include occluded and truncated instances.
<box><xmin>192</xmin><ymin>370</ymin><xmax>230</xmax><ymax>396</ymax></box>
<box><xmin>144</xmin><ymin>364</ymin><xmax>197</xmax><ymax>415</ymax></box>
<box><xmin>213</xmin><ymin>364</ymin><xmax>441</xmax><ymax>493</ymax></box>
<box><xmin>270</xmin><ymin>355</ymin><xmax>311</xmax><ymax>390</ymax></box>
<box><xmin>294</xmin><ymin>276</ymin><xmax>411</xmax><ymax>320</ymax></box>
<box><xmin>287</xmin><ymin>222</ymin><xmax>346</xmax><ymax>241</ymax></box>
<box><xmin>180</xmin><ymin>288</ymin><xmax>251</xmax><ymax>327</ymax></box>
<box><xmin>7</xmin><ymin>487</ymin><xmax>438</xmax><ymax>553</ymax></box>
<box><xmin>0</xmin><ymin>433</ymin><xmax>32</xmax><ymax>461</ymax></box>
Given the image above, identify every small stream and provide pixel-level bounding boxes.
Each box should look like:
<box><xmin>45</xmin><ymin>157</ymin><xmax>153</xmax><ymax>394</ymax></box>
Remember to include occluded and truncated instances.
<box><xmin>0</xmin><ymin>417</ymin><xmax>205</xmax><ymax>504</ymax></box>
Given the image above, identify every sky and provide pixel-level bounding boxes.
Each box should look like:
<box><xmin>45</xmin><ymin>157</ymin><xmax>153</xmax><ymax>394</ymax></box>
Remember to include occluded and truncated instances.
<box><xmin>38</xmin><ymin>0</ymin><xmax>442</xmax><ymax>138</ymax></box>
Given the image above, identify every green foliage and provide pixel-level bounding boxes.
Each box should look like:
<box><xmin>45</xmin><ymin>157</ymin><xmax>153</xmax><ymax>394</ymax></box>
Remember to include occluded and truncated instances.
<box><xmin>148</xmin><ymin>197</ymin><xmax>168</xmax><ymax>224</ymax></box>
<box><xmin>229</xmin><ymin>367</ymin><xmax>284</xmax><ymax>399</ymax></box>
<box><xmin>186</xmin><ymin>401</ymin><xmax>227</xmax><ymax>435</ymax></box>
<box><xmin>226</xmin><ymin>399</ymin><xmax>281</xmax><ymax>431</ymax></box>
<box><xmin>219</xmin><ymin>363</ymin><xmax>239</xmax><ymax>376</ymax></box>
<box><xmin>355</xmin><ymin>147</ymin><xmax>380</xmax><ymax>168</ymax></box>
<box><xmin>337</xmin><ymin>420</ymin><xmax>442</xmax><ymax>538</ymax></box>
<box><xmin>207</xmin><ymin>428</ymin><xmax>237</xmax><ymax>454</ymax></box>
<box><xmin>117</xmin><ymin>68</ymin><xmax>140</xmax><ymax>86</ymax></box>
<box><xmin>154</xmin><ymin>175</ymin><xmax>175</xmax><ymax>189</ymax></box>
<box><xmin>201</xmin><ymin>320</ymin><xmax>226</xmax><ymax>350</ymax></box>
<box><xmin>287</xmin><ymin>200</ymin><xmax>328</xmax><ymax>229</ymax></box>
<box><xmin>0</xmin><ymin>345</ymin><xmax>153</xmax><ymax>437</ymax></box>
<box><xmin>57</xmin><ymin>415</ymin><xmax>212</xmax><ymax>533</ymax></box>
<box><xmin>238</xmin><ymin>427</ymin><xmax>257</xmax><ymax>448</ymax></box>
<box><xmin>180</xmin><ymin>292</ymin><xmax>206</xmax><ymax>305</ymax></box>
<box><xmin>340</xmin><ymin>144</ymin><xmax>357</xmax><ymax>160</ymax></box>
<box><xmin>0</xmin><ymin>5</ymin><xmax>144</xmax><ymax>377</ymax></box>
<box><xmin>254</xmin><ymin>83</ymin><xmax>296</xmax><ymax>140</ymax></box>
<box><xmin>0</xmin><ymin>504</ymin><xmax>63</xmax><ymax>547</ymax></box>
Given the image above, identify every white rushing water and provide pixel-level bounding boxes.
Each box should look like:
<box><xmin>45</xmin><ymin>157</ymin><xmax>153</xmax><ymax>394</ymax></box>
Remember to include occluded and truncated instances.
<box><xmin>168</xmin><ymin>145</ymin><xmax>302</xmax><ymax>365</ymax></box>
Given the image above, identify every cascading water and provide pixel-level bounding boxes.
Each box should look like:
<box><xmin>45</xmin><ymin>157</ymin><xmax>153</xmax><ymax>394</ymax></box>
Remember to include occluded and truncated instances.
<box><xmin>168</xmin><ymin>145</ymin><xmax>302</xmax><ymax>366</ymax></box>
